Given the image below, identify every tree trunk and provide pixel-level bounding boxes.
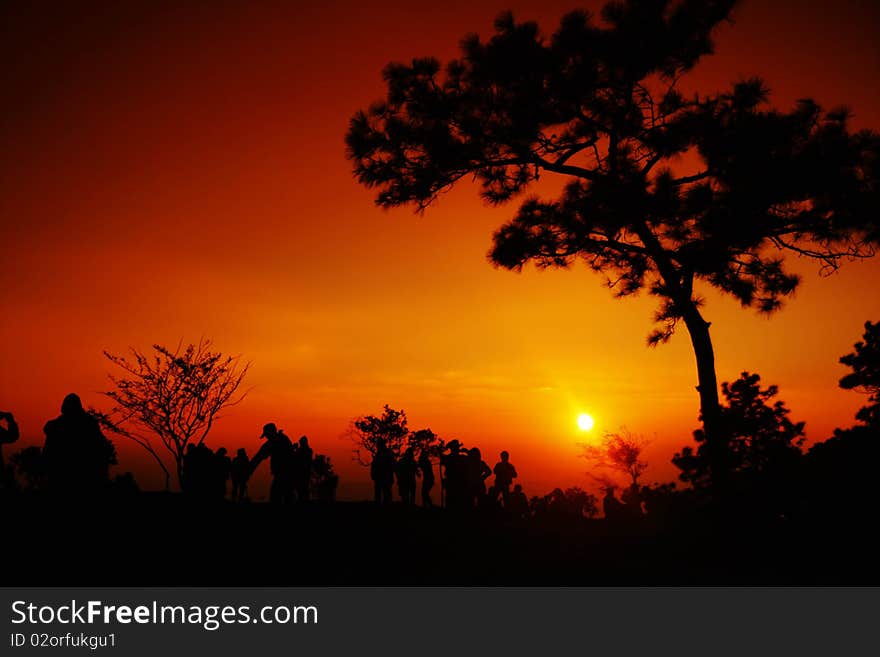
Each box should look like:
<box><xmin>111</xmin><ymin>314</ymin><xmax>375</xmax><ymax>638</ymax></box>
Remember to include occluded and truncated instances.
<box><xmin>681</xmin><ymin>305</ymin><xmax>728</xmax><ymax>498</ymax></box>
<box><xmin>175</xmin><ymin>457</ymin><xmax>185</xmax><ymax>492</ymax></box>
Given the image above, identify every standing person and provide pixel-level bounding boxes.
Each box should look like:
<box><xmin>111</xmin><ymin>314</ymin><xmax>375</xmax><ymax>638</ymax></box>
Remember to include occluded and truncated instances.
<box><xmin>214</xmin><ymin>447</ymin><xmax>231</xmax><ymax>500</ymax></box>
<box><xmin>229</xmin><ymin>448</ymin><xmax>250</xmax><ymax>502</ymax></box>
<box><xmin>42</xmin><ymin>393</ymin><xmax>111</xmax><ymax>495</ymax></box>
<box><xmin>507</xmin><ymin>484</ymin><xmax>530</xmax><ymax>520</ymax></box>
<box><xmin>293</xmin><ymin>436</ymin><xmax>313</xmax><ymax>502</ymax></box>
<box><xmin>370</xmin><ymin>440</ymin><xmax>395</xmax><ymax>505</ymax></box>
<box><xmin>492</xmin><ymin>450</ymin><xmax>518</xmax><ymax>505</ymax></box>
<box><xmin>182</xmin><ymin>443</ymin><xmax>218</xmax><ymax>497</ymax></box>
<box><xmin>465</xmin><ymin>447</ymin><xmax>491</xmax><ymax>508</ymax></box>
<box><xmin>417</xmin><ymin>449</ymin><xmax>435</xmax><ymax>508</ymax></box>
<box><xmin>395</xmin><ymin>447</ymin><xmax>418</xmax><ymax>505</ymax></box>
<box><xmin>441</xmin><ymin>440</ymin><xmax>467</xmax><ymax>510</ymax></box>
<box><xmin>0</xmin><ymin>410</ymin><xmax>20</xmax><ymax>490</ymax></box>
<box><xmin>249</xmin><ymin>423</ymin><xmax>295</xmax><ymax>504</ymax></box>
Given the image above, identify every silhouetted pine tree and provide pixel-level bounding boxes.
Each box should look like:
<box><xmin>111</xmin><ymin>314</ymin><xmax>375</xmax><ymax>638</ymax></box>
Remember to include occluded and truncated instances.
<box><xmin>347</xmin><ymin>0</ymin><xmax>879</xmax><ymax>494</ymax></box>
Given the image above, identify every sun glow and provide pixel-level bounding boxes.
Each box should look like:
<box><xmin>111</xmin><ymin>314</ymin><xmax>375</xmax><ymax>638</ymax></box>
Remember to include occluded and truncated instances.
<box><xmin>577</xmin><ymin>413</ymin><xmax>595</xmax><ymax>431</ymax></box>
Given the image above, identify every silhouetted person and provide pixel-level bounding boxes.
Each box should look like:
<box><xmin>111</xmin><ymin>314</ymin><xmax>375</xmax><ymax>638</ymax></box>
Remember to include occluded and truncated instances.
<box><xmin>370</xmin><ymin>440</ymin><xmax>395</xmax><ymax>505</ymax></box>
<box><xmin>417</xmin><ymin>450</ymin><xmax>434</xmax><ymax>508</ymax></box>
<box><xmin>185</xmin><ymin>443</ymin><xmax>217</xmax><ymax>499</ymax></box>
<box><xmin>465</xmin><ymin>447</ymin><xmax>491</xmax><ymax>508</ymax></box>
<box><xmin>480</xmin><ymin>485</ymin><xmax>502</xmax><ymax>515</ymax></box>
<box><xmin>42</xmin><ymin>393</ymin><xmax>110</xmax><ymax>495</ymax></box>
<box><xmin>396</xmin><ymin>447</ymin><xmax>418</xmax><ymax>505</ymax></box>
<box><xmin>250</xmin><ymin>423</ymin><xmax>295</xmax><ymax>504</ymax></box>
<box><xmin>0</xmin><ymin>410</ymin><xmax>20</xmax><ymax>490</ymax></box>
<box><xmin>293</xmin><ymin>435</ymin><xmax>313</xmax><ymax>502</ymax></box>
<box><xmin>493</xmin><ymin>450</ymin><xmax>517</xmax><ymax>504</ymax></box>
<box><xmin>441</xmin><ymin>440</ymin><xmax>470</xmax><ymax>510</ymax></box>
<box><xmin>182</xmin><ymin>443</ymin><xmax>217</xmax><ymax>497</ymax></box>
<box><xmin>507</xmin><ymin>483</ymin><xmax>529</xmax><ymax>520</ymax></box>
<box><xmin>214</xmin><ymin>447</ymin><xmax>231</xmax><ymax>500</ymax></box>
<box><xmin>602</xmin><ymin>486</ymin><xmax>626</xmax><ymax>523</ymax></box>
<box><xmin>230</xmin><ymin>448</ymin><xmax>250</xmax><ymax>502</ymax></box>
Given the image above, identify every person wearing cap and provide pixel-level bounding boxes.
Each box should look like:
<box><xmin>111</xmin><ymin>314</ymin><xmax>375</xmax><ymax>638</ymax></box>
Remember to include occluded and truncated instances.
<box><xmin>440</xmin><ymin>440</ymin><xmax>468</xmax><ymax>510</ymax></box>
<box><xmin>250</xmin><ymin>422</ymin><xmax>295</xmax><ymax>504</ymax></box>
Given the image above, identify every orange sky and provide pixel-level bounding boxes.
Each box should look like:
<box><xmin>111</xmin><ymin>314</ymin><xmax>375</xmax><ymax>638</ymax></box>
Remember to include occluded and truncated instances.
<box><xmin>1</xmin><ymin>0</ymin><xmax>879</xmax><ymax>499</ymax></box>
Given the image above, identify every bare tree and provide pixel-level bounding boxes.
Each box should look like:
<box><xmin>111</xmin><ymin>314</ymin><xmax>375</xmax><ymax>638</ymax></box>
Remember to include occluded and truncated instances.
<box><xmin>581</xmin><ymin>428</ymin><xmax>649</xmax><ymax>486</ymax></box>
<box><xmin>103</xmin><ymin>339</ymin><xmax>249</xmax><ymax>489</ymax></box>
<box><xmin>87</xmin><ymin>407</ymin><xmax>172</xmax><ymax>491</ymax></box>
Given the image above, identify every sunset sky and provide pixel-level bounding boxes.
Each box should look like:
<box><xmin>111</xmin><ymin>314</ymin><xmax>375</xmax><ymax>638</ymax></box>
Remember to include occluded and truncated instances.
<box><xmin>1</xmin><ymin>0</ymin><xmax>878</xmax><ymax>499</ymax></box>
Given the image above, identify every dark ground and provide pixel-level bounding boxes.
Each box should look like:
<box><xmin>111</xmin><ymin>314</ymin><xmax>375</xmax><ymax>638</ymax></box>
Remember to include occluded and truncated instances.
<box><xmin>3</xmin><ymin>493</ymin><xmax>877</xmax><ymax>585</ymax></box>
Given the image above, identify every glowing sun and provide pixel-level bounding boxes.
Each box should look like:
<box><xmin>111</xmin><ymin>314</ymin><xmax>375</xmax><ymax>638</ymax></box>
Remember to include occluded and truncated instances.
<box><xmin>577</xmin><ymin>413</ymin><xmax>595</xmax><ymax>431</ymax></box>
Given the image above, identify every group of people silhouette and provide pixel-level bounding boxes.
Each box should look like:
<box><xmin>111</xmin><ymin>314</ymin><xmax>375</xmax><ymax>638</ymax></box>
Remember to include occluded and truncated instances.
<box><xmin>3</xmin><ymin>395</ymin><xmax>541</xmax><ymax>513</ymax></box>
<box><xmin>369</xmin><ymin>438</ymin><xmax>530</xmax><ymax>515</ymax></box>
<box><xmin>182</xmin><ymin>444</ymin><xmax>238</xmax><ymax>500</ymax></box>
<box><xmin>2</xmin><ymin>394</ymin><xmax>640</xmax><ymax>522</ymax></box>
<box><xmin>150</xmin><ymin>422</ymin><xmax>321</xmax><ymax>504</ymax></box>
<box><xmin>0</xmin><ymin>395</ymin><xmax>328</xmax><ymax>504</ymax></box>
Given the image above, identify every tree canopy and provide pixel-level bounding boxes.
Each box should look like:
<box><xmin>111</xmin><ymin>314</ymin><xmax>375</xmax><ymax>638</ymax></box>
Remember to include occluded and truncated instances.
<box><xmin>839</xmin><ymin>320</ymin><xmax>880</xmax><ymax>426</ymax></box>
<box><xmin>349</xmin><ymin>404</ymin><xmax>444</xmax><ymax>465</ymax></box>
<box><xmin>348</xmin><ymin>0</ymin><xmax>877</xmax><ymax>341</ymax></box>
<box><xmin>347</xmin><ymin>0</ymin><xmax>879</xmax><ymax>492</ymax></box>
<box><xmin>673</xmin><ymin>371</ymin><xmax>805</xmax><ymax>490</ymax></box>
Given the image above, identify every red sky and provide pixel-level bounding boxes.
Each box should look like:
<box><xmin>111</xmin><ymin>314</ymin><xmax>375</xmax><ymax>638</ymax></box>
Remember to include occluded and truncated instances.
<box><xmin>1</xmin><ymin>0</ymin><xmax>879</xmax><ymax>499</ymax></box>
